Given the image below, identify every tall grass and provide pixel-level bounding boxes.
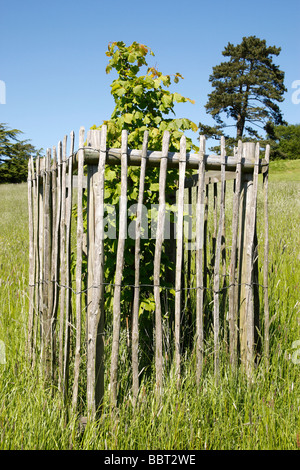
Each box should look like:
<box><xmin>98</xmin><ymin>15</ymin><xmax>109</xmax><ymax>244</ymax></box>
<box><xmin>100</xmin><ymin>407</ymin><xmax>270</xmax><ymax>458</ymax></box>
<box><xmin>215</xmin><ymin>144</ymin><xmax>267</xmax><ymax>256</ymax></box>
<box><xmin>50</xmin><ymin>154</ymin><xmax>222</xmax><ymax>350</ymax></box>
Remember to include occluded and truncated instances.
<box><xmin>0</xmin><ymin>174</ymin><xmax>299</xmax><ymax>450</ymax></box>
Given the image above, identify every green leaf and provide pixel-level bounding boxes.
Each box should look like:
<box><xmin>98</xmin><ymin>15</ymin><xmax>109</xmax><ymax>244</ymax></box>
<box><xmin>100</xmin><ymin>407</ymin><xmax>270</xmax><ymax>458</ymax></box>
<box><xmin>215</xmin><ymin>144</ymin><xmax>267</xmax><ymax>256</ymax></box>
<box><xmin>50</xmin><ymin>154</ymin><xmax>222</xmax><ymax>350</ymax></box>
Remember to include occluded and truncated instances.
<box><xmin>124</xmin><ymin>113</ymin><xmax>133</xmax><ymax>124</ymax></box>
<box><xmin>133</xmin><ymin>84</ymin><xmax>143</xmax><ymax>96</ymax></box>
<box><xmin>114</xmin><ymin>86</ymin><xmax>126</xmax><ymax>97</ymax></box>
<box><xmin>173</xmin><ymin>92</ymin><xmax>186</xmax><ymax>103</ymax></box>
<box><xmin>128</xmin><ymin>53</ymin><xmax>136</xmax><ymax>63</ymax></box>
<box><xmin>149</xmin><ymin>182</ymin><xmax>159</xmax><ymax>191</ymax></box>
<box><xmin>162</xmin><ymin>93</ymin><xmax>173</xmax><ymax>108</ymax></box>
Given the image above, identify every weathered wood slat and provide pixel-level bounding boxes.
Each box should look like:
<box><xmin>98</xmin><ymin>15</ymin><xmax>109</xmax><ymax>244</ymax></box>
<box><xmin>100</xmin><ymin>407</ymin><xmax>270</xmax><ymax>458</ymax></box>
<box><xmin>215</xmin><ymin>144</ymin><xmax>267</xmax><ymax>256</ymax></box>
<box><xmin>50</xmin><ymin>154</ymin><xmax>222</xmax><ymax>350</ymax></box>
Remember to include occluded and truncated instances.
<box><xmin>86</xmin><ymin>163</ymin><xmax>97</xmax><ymax>412</ymax></box>
<box><xmin>33</xmin><ymin>156</ymin><xmax>41</xmax><ymax>365</ymax></box>
<box><xmin>213</xmin><ymin>137</ymin><xmax>226</xmax><ymax>379</ymax></box>
<box><xmin>63</xmin><ymin>131</ymin><xmax>74</xmax><ymax>395</ymax></box>
<box><xmin>154</xmin><ymin>131</ymin><xmax>170</xmax><ymax>394</ymax></box>
<box><xmin>244</xmin><ymin>143</ymin><xmax>260</xmax><ymax>374</ymax></box>
<box><xmin>42</xmin><ymin>149</ymin><xmax>52</xmax><ymax>379</ymax></box>
<box><xmin>238</xmin><ymin>143</ymin><xmax>256</xmax><ymax>373</ymax></box>
<box><xmin>49</xmin><ymin>145</ymin><xmax>57</xmax><ymax>379</ymax></box>
<box><xmin>52</xmin><ymin>141</ymin><xmax>62</xmax><ymax>375</ymax></box>
<box><xmin>132</xmin><ymin>130</ymin><xmax>149</xmax><ymax>405</ymax></box>
<box><xmin>72</xmin><ymin>128</ymin><xmax>84</xmax><ymax>412</ymax></box>
<box><xmin>58</xmin><ymin>136</ymin><xmax>67</xmax><ymax>393</ymax></box>
<box><xmin>110</xmin><ymin>129</ymin><xmax>128</xmax><ymax>406</ymax></box>
<box><xmin>27</xmin><ymin>157</ymin><xmax>35</xmax><ymax>359</ymax></box>
<box><xmin>195</xmin><ymin>135</ymin><xmax>206</xmax><ymax>384</ymax></box>
<box><xmin>228</xmin><ymin>141</ymin><xmax>242</xmax><ymax>367</ymax></box>
<box><xmin>263</xmin><ymin>144</ymin><xmax>270</xmax><ymax>365</ymax></box>
<box><xmin>175</xmin><ymin>135</ymin><xmax>186</xmax><ymax>381</ymax></box>
<box><xmin>38</xmin><ymin>157</ymin><xmax>45</xmax><ymax>358</ymax></box>
<box><xmin>94</xmin><ymin>126</ymin><xmax>107</xmax><ymax>414</ymax></box>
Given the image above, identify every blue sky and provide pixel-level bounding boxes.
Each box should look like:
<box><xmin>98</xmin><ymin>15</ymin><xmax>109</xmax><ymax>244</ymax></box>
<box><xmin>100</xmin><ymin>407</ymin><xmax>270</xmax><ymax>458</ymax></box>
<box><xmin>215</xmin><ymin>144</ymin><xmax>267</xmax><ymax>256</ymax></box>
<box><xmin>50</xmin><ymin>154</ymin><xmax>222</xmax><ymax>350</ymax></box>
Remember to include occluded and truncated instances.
<box><xmin>1</xmin><ymin>0</ymin><xmax>299</xmax><ymax>153</ymax></box>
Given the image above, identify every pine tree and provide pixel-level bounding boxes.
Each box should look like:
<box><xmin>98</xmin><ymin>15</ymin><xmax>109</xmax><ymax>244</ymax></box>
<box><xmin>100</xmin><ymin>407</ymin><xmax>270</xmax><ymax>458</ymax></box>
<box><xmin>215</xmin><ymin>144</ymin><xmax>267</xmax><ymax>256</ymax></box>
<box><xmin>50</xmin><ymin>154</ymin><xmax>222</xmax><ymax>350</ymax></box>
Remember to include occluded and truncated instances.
<box><xmin>199</xmin><ymin>36</ymin><xmax>287</xmax><ymax>146</ymax></box>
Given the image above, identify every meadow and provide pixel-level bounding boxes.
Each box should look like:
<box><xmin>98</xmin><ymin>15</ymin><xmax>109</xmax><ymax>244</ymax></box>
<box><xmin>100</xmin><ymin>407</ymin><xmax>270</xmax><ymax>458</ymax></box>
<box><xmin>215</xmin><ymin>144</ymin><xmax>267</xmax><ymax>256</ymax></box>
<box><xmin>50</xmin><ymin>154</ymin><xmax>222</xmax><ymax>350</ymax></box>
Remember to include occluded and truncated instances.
<box><xmin>0</xmin><ymin>160</ymin><xmax>299</xmax><ymax>450</ymax></box>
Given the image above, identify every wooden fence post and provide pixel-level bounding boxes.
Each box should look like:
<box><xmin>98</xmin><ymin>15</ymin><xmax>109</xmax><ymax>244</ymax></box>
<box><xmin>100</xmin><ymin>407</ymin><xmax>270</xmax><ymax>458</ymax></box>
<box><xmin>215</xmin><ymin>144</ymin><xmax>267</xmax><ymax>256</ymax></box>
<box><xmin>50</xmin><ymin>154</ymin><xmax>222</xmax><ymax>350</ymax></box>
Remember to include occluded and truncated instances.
<box><xmin>154</xmin><ymin>131</ymin><xmax>170</xmax><ymax>394</ymax></box>
<box><xmin>72</xmin><ymin>127</ymin><xmax>85</xmax><ymax>412</ymax></box>
<box><xmin>62</xmin><ymin>131</ymin><xmax>74</xmax><ymax>397</ymax></box>
<box><xmin>195</xmin><ymin>135</ymin><xmax>206</xmax><ymax>384</ymax></box>
<box><xmin>238</xmin><ymin>142</ymin><xmax>260</xmax><ymax>375</ymax></box>
<box><xmin>58</xmin><ymin>136</ymin><xmax>67</xmax><ymax>393</ymax></box>
<box><xmin>263</xmin><ymin>145</ymin><xmax>270</xmax><ymax>366</ymax></box>
<box><xmin>175</xmin><ymin>135</ymin><xmax>186</xmax><ymax>382</ymax></box>
<box><xmin>228</xmin><ymin>141</ymin><xmax>242</xmax><ymax>367</ymax></box>
<box><xmin>110</xmin><ymin>129</ymin><xmax>128</xmax><ymax>407</ymax></box>
<box><xmin>43</xmin><ymin>149</ymin><xmax>52</xmax><ymax>380</ymax></box>
<box><xmin>87</xmin><ymin>126</ymin><xmax>107</xmax><ymax>416</ymax></box>
<box><xmin>132</xmin><ymin>130</ymin><xmax>149</xmax><ymax>405</ymax></box>
<box><xmin>213</xmin><ymin>136</ymin><xmax>226</xmax><ymax>380</ymax></box>
<box><xmin>27</xmin><ymin>157</ymin><xmax>35</xmax><ymax>360</ymax></box>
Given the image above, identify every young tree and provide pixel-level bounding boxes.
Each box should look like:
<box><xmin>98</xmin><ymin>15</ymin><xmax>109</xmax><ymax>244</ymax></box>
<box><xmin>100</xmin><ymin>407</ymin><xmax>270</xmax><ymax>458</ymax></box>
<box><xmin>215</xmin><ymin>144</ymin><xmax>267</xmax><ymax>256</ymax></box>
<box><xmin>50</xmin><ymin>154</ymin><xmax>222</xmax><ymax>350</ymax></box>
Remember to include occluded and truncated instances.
<box><xmin>199</xmin><ymin>36</ymin><xmax>287</xmax><ymax>147</ymax></box>
<box><xmin>93</xmin><ymin>41</ymin><xmax>198</xmax><ymax>151</ymax></box>
<box><xmin>84</xmin><ymin>42</ymin><xmax>198</xmax><ymax>365</ymax></box>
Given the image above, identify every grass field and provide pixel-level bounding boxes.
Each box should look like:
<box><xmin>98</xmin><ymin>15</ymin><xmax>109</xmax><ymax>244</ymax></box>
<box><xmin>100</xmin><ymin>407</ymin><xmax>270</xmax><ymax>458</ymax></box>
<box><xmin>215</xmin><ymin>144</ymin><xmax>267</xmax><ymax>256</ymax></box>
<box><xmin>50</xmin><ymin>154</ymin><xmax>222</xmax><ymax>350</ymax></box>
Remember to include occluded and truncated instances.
<box><xmin>0</xmin><ymin>160</ymin><xmax>299</xmax><ymax>450</ymax></box>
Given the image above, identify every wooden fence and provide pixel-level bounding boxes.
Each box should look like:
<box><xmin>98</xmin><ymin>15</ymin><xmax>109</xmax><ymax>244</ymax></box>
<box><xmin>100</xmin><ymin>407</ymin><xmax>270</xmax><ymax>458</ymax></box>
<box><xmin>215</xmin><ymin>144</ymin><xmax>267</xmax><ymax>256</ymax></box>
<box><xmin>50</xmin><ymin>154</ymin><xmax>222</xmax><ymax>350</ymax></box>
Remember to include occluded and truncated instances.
<box><xmin>27</xmin><ymin>126</ymin><xmax>270</xmax><ymax>417</ymax></box>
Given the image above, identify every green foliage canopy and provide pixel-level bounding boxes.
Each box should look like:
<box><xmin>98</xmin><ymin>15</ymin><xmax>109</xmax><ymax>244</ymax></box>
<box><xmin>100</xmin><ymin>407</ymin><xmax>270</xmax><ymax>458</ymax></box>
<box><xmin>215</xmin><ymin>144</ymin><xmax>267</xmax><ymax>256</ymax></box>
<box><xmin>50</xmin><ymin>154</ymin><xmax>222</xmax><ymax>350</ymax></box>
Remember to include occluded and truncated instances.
<box><xmin>92</xmin><ymin>41</ymin><xmax>198</xmax><ymax>152</ymax></box>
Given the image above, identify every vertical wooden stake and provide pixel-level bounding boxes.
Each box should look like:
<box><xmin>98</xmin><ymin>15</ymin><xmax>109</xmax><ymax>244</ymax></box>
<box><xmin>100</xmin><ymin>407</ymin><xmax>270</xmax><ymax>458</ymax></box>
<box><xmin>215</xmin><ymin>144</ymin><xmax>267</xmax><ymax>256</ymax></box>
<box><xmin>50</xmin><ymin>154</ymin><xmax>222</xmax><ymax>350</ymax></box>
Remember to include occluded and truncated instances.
<box><xmin>43</xmin><ymin>149</ymin><xmax>52</xmax><ymax>380</ymax></box>
<box><xmin>95</xmin><ymin>126</ymin><xmax>107</xmax><ymax>414</ymax></box>
<box><xmin>213</xmin><ymin>136</ymin><xmax>226</xmax><ymax>380</ymax></box>
<box><xmin>58</xmin><ymin>135</ymin><xmax>67</xmax><ymax>393</ymax></box>
<box><xmin>263</xmin><ymin>145</ymin><xmax>270</xmax><ymax>366</ymax></box>
<box><xmin>228</xmin><ymin>141</ymin><xmax>242</xmax><ymax>368</ymax></box>
<box><xmin>63</xmin><ymin>131</ymin><xmax>74</xmax><ymax>397</ymax></box>
<box><xmin>245</xmin><ymin>143</ymin><xmax>260</xmax><ymax>375</ymax></box>
<box><xmin>110</xmin><ymin>129</ymin><xmax>128</xmax><ymax>406</ymax></box>
<box><xmin>87</xmin><ymin>126</ymin><xmax>107</xmax><ymax>417</ymax></box>
<box><xmin>49</xmin><ymin>146</ymin><xmax>57</xmax><ymax>380</ymax></box>
<box><xmin>38</xmin><ymin>157</ymin><xmax>45</xmax><ymax>358</ymax></box>
<box><xmin>154</xmin><ymin>131</ymin><xmax>170</xmax><ymax>395</ymax></box>
<box><xmin>33</xmin><ymin>156</ymin><xmax>41</xmax><ymax>366</ymax></box>
<box><xmin>52</xmin><ymin>141</ymin><xmax>62</xmax><ymax>377</ymax></box>
<box><xmin>238</xmin><ymin>142</ymin><xmax>258</xmax><ymax>375</ymax></box>
<box><xmin>132</xmin><ymin>131</ymin><xmax>149</xmax><ymax>405</ymax></box>
<box><xmin>72</xmin><ymin>128</ymin><xmax>85</xmax><ymax>412</ymax></box>
<box><xmin>175</xmin><ymin>135</ymin><xmax>186</xmax><ymax>383</ymax></box>
<box><xmin>27</xmin><ymin>157</ymin><xmax>35</xmax><ymax>360</ymax></box>
<box><xmin>196</xmin><ymin>135</ymin><xmax>206</xmax><ymax>384</ymax></box>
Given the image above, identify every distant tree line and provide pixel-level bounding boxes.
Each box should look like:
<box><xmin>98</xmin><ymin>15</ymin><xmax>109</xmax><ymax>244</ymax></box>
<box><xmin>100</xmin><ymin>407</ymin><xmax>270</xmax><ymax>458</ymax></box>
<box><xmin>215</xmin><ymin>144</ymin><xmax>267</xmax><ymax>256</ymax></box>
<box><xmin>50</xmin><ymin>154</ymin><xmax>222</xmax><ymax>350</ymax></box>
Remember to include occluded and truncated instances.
<box><xmin>0</xmin><ymin>123</ymin><xmax>41</xmax><ymax>184</ymax></box>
